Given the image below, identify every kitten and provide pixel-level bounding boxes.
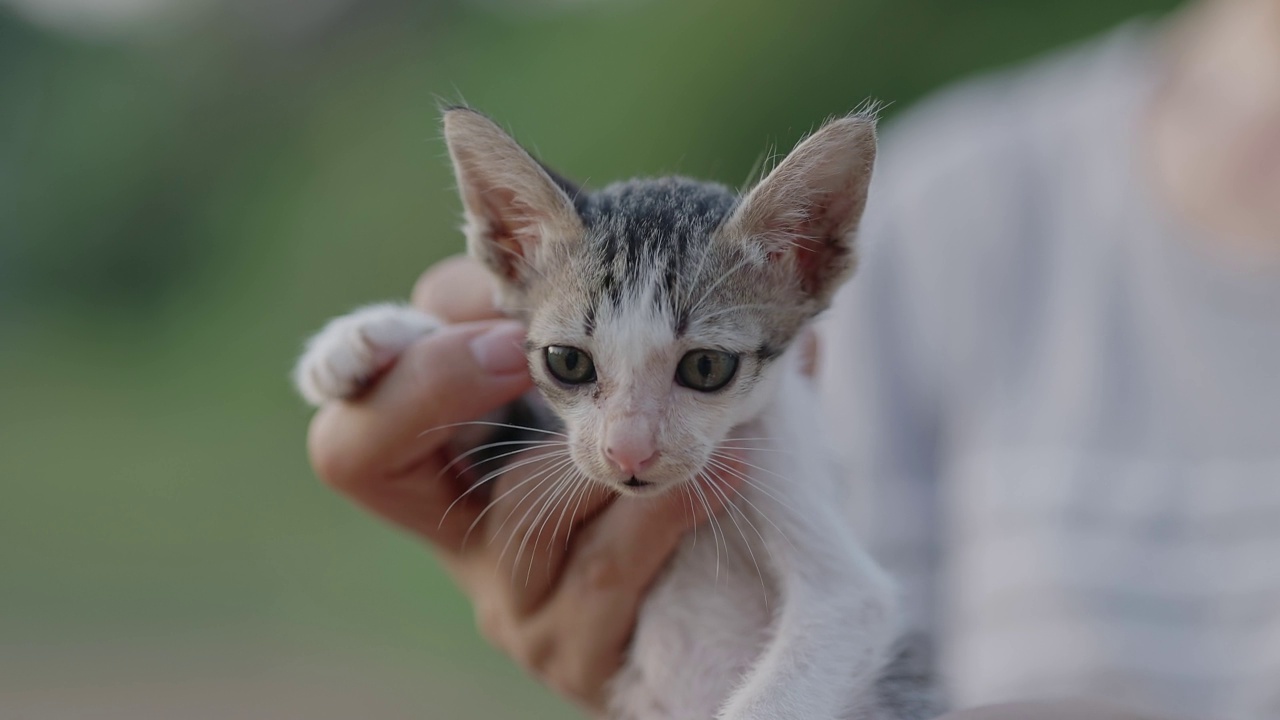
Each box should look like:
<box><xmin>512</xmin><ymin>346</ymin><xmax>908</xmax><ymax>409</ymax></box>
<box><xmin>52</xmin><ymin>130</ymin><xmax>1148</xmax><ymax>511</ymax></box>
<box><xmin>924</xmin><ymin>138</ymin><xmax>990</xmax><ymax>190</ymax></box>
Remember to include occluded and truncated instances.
<box><xmin>294</xmin><ymin>108</ymin><xmax>939</xmax><ymax>720</ymax></box>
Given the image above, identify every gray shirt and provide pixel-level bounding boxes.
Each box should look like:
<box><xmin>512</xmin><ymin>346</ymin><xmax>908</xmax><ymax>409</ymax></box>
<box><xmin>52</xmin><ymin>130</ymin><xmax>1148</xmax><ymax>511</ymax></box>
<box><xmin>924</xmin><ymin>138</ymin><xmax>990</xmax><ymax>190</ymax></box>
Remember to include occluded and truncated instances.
<box><xmin>819</xmin><ymin>26</ymin><xmax>1280</xmax><ymax>720</ymax></box>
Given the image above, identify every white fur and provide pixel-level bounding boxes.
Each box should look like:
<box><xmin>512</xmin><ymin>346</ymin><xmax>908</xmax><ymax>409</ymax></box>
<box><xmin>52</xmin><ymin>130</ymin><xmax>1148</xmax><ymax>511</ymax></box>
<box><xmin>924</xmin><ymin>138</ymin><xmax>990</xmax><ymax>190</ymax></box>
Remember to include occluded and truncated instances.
<box><xmin>605</xmin><ymin>343</ymin><xmax>898</xmax><ymax>720</ymax></box>
<box><xmin>292</xmin><ymin>303</ymin><xmax>439</xmax><ymax>406</ymax></box>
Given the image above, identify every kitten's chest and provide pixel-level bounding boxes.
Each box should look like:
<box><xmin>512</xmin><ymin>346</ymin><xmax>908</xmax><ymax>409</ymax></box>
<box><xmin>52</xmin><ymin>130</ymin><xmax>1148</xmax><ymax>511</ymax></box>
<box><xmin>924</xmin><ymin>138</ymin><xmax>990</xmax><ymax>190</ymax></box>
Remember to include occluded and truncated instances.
<box><xmin>615</xmin><ymin>483</ymin><xmax>779</xmax><ymax>719</ymax></box>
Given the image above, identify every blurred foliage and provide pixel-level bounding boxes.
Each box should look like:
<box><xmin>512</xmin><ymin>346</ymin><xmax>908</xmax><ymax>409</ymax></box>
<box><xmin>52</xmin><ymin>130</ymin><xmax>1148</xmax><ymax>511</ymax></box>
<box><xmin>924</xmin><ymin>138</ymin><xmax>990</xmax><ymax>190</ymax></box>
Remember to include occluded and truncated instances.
<box><xmin>0</xmin><ymin>0</ymin><xmax>1181</xmax><ymax>716</ymax></box>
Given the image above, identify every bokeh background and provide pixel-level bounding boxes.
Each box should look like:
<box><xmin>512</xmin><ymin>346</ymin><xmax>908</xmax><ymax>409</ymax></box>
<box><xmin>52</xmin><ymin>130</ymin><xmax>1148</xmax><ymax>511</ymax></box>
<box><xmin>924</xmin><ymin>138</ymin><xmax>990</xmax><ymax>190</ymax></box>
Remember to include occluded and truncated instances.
<box><xmin>1</xmin><ymin>0</ymin><xmax>1183</xmax><ymax>717</ymax></box>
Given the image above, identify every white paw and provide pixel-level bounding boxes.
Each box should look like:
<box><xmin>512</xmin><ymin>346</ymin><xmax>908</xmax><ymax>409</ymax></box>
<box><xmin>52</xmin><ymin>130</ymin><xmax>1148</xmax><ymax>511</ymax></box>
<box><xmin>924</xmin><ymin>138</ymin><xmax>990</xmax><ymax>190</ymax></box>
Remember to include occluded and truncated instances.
<box><xmin>293</xmin><ymin>303</ymin><xmax>440</xmax><ymax>406</ymax></box>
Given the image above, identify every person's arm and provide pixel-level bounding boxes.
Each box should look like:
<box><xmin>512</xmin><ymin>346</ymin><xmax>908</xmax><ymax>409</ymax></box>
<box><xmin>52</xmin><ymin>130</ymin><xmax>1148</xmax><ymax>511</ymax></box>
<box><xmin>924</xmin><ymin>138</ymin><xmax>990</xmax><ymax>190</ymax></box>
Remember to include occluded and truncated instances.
<box><xmin>304</xmin><ymin>255</ymin><xmax>734</xmax><ymax>715</ymax></box>
<box><xmin>940</xmin><ymin>700</ymin><xmax>1165</xmax><ymax>720</ymax></box>
<box><xmin>818</xmin><ymin>203</ymin><xmax>946</xmax><ymax>655</ymax></box>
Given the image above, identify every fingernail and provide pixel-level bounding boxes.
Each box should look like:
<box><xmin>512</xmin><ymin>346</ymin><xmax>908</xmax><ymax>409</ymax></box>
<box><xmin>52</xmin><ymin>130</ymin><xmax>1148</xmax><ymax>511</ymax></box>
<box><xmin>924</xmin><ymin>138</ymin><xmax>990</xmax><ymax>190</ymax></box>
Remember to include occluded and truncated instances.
<box><xmin>469</xmin><ymin>321</ymin><xmax>528</xmax><ymax>375</ymax></box>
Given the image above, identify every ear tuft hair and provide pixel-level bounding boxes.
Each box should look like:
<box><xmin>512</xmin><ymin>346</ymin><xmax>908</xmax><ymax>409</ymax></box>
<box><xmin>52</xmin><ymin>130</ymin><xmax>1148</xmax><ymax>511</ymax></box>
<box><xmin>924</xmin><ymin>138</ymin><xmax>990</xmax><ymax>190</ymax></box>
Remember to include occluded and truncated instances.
<box><xmin>717</xmin><ymin>112</ymin><xmax>877</xmax><ymax>307</ymax></box>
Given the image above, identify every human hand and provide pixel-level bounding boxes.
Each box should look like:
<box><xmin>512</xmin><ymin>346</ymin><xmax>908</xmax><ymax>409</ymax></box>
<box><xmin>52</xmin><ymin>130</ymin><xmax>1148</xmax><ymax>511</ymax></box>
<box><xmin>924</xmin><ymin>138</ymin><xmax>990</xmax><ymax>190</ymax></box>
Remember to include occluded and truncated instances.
<box><xmin>305</xmin><ymin>255</ymin><xmax>738</xmax><ymax>715</ymax></box>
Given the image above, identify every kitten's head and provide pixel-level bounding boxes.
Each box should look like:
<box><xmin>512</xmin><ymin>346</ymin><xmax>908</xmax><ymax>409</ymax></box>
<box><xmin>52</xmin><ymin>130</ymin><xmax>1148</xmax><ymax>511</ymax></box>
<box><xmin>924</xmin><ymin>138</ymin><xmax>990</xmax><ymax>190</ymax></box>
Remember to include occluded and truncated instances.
<box><xmin>443</xmin><ymin>108</ymin><xmax>875</xmax><ymax>495</ymax></box>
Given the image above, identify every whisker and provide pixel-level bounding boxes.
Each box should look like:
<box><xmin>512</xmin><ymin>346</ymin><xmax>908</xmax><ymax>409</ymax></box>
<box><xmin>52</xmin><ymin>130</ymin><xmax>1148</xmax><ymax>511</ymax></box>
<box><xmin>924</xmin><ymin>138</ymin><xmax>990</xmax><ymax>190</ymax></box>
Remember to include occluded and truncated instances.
<box><xmin>716</xmin><ymin>437</ymin><xmax>800</xmax><ymax>457</ymax></box>
<box><xmin>495</xmin><ymin>455</ymin><xmax>577</xmax><ymax>542</ymax></box>
<box><xmin>521</xmin><ymin>468</ymin><xmax>580</xmax><ymax>586</ymax></box>
<box><xmin>496</xmin><ymin>453</ymin><xmax>577</xmax><ymax>562</ymax></box>
<box><xmin>464</xmin><ymin>455</ymin><xmax>573</xmax><ymax>547</ymax></box>
<box><xmin>418</xmin><ymin>419</ymin><xmax>567</xmax><ymax>439</ymax></box>
<box><xmin>507</xmin><ymin>466</ymin><xmax>577</xmax><ymax>583</ymax></box>
<box><xmin>438</xmin><ymin>439</ymin><xmax>567</xmax><ymax>481</ymax></box>
<box><xmin>497</xmin><ymin>465</ymin><xmax>570</xmax><ymax>575</ymax></box>
<box><xmin>706</xmin><ymin>469</ymin><xmax>771</xmax><ymax>554</ymax></box>
<box><xmin>537</xmin><ymin>470</ymin><xmax>589</xmax><ymax>584</ymax></box>
<box><xmin>681</xmin><ymin>484</ymin><xmax>697</xmax><ymax>550</ymax></box>
<box><xmin>715</xmin><ymin>438</ymin><xmax>786</xmax><ymax>448</ymax></box>
<box><xmin>449</xmin><ymin>445</ymin><xmax>566</xmax><ymax>484</ymax></box>
<box><xmin>710</xmin><ymin>451</ymin><xmax>797</xmax><ymax>485</ymax></box>
<box><xmin>440</xmin><ymin>448</ymin><xmax>570</xmax><ymax>530</ymax></box>
<box><xmin>476</xmin><ymin>477</ymin><xmax>555</xmax><ymax>557</ymax></box>
<box><xmin>562</xmin><ymin>469</ymin><xmax>599</xmax><ymax>551</ymax></box>
<box><xmin>552</xmin><ymin>469</ymin><xmax>590</xmax><ymax>550</ymax></box>
<box><xmin>704</xmin><ymin>468</ymin><xmax>770</xmax><ymax>609</ymax></box>
<box><xmin>691</xmin><ymin>476</ymin><xmax>724</xmax><ymax>582</ymax></box>
<box><xmin>703</xmin><ymin>459</ymin><xmax>795</xmax><ymax>551</ymax></box>
<box><xmin>714</xmin><ymin>446</ymin><xmax>799</xmax><ymax>457</ymax></box>
<box><xmin>705</xmin><ymin>456</ymin><xmax>801</xmax><ymax>517</ymax></box>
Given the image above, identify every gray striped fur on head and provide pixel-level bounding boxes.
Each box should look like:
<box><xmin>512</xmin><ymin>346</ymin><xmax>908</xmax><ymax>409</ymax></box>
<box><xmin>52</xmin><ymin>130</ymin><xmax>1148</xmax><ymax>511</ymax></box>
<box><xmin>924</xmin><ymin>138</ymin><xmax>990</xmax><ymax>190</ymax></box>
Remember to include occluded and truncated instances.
<box><xmin>566</xmin><ymin>176</ymin><xmax>805</xmax><ymax>365</ymax></box>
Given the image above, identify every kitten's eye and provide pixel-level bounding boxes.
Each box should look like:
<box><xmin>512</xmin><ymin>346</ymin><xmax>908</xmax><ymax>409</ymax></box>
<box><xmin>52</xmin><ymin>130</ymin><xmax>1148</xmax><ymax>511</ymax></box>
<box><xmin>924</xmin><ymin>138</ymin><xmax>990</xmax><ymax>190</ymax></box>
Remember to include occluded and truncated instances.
<box><xmin>544</xmin><ymin>346</ymin><xmax>596</xmax><ymax>385</ymax></box>
<box><xmin>676</xmin><ymin>350</ymin><xmax>739</xmax><ymax>392</ymax></box>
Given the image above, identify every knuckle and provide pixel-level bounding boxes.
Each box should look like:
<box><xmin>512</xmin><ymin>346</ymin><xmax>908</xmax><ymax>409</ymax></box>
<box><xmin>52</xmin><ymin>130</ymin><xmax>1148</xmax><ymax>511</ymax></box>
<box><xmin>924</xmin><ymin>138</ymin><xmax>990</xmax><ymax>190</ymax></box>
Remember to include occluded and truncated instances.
<box><xmin>392</xmin><ymin>335</ymin><xmax>473</xmax><ymax>410</ymax></box>
<box><xmin>511</xmin><ymin>630</ymin><xmax>556</xmax><ymax>678</ymax></box>
<box><xmin>306</xmin><ymin>408</ymin><xmax>363</xmax><ymax>491</ymax></box>
<box><xmin>545</xmin><ymin>651</ymin><xmax>605</xmax><ymax>706</ymax></box>
<box><xmin>474</xmin><ymin>601</ymin><xmax>558</xmax><ymax>681</ymax></box>
<box><xmin>573</xmin><ymin>551</ymin><xmax>627</xmax><ymax>593</ymax></box>
<box><xmin>411</xmin><ymin>255</ymin><xmax>474</xmax><ymax>312</ymax></box>
<box><xmin>398</xmin><ymin>339</ymin><xmax>452</xmax><ymax>390</ymax></box>
<box><xmin>473</xmin><ymin>599</ymin><xmax>509</xmax><ymax>649</ymax></box>
<box><xmin>476</xmin><ymin>592</ymin><xmax>612</xmax><ymax>707</ymax></box>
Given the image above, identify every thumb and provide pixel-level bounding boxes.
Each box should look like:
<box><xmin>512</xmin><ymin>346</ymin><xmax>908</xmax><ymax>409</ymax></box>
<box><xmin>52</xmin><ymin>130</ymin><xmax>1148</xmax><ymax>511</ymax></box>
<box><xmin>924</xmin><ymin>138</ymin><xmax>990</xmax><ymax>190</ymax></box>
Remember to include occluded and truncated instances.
<box><xmin>309</xmin><ymin>320</ymin><xmax>533</xmax><ymax>488</ymax></box>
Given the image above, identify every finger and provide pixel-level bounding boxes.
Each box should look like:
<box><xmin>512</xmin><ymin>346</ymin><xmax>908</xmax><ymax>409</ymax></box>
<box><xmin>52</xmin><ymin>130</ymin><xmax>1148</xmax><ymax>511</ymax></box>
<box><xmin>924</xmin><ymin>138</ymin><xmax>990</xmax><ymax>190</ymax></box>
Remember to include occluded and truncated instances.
<box><xmin>412</xmin><ymin>255</ymin><xmax>502</xmax><ymax>324</ymax></box>
<box><xmin>310</xmin><ymin>320</ymin><xmax>531</xmax><ymax>478</ymax></box>
<box><xmin>308</xmin><ymin>320</ymin><xmax>532</xmax><ymax>551</ymax></box>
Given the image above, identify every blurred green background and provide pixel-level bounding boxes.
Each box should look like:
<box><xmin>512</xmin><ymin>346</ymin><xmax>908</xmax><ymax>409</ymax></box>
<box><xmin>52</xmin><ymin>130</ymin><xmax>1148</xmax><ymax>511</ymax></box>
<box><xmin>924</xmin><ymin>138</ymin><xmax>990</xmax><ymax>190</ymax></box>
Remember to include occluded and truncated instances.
<box><xmin>1</xmin><ymin>0</ymin><xmax>1181</xmax><ymax>717</ymax></box>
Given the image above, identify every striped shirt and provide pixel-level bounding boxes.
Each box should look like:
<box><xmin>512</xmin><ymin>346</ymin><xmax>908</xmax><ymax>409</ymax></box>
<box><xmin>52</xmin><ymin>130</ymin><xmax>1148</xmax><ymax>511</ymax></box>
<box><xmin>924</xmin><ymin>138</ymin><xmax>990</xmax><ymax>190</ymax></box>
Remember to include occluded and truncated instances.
<box><xmin>819</xmin><ymin>26</ymin><xmax>1280</xmax><ymax>720</ymax></box>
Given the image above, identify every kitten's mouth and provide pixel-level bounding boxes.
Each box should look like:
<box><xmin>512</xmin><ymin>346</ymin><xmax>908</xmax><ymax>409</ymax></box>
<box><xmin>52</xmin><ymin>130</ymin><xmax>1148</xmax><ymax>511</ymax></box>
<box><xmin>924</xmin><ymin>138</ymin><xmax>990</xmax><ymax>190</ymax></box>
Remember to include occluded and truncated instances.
<box><xmin>607</xmin><ymin>475</ymin><xmax>663</xmax><ymax>497</ymax></box>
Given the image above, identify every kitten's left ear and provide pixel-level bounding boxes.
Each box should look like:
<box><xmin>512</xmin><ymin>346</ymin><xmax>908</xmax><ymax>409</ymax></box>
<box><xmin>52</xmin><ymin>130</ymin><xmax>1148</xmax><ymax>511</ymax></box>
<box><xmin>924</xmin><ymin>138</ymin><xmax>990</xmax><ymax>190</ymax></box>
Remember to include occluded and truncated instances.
<box><xmin>442</xmin><ymin>108</ymin><xmax>585</xmax><ymax>304</ymax></box>
<box><xmin>717</xmin><ymin>114</ymin><xmax>876</xmax><ymax>306</ymax></box>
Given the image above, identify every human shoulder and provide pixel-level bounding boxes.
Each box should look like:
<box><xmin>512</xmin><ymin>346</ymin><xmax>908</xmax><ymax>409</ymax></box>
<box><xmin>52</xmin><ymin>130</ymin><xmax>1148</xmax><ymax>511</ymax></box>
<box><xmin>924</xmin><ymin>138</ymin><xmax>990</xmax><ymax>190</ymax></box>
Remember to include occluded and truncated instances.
<box><xmin>862</xmin><ymin>25</ymin><xmax>1153</xmax><ymax>279</ymax></box>
<box><xmin>875</xmin><ymin>23</ymin><xmax>1146</xmax><ymax>217</ymax></box>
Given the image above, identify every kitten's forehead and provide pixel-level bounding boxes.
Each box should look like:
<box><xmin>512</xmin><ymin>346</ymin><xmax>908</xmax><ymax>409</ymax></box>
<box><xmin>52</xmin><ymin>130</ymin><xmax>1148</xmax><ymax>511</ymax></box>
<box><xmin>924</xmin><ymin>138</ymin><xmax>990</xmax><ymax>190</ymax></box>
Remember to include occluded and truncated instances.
<box><xmin>580</xmin><ymin>178</ymin><xmax>737</xmax><ymax>245</ymax></box>
<box><xmin>528</xmin><ymin>176</ymin><xmax>808</xmax><ymax>352</ymax></box>
<box><xmin>576</xmin><ymin>178</ymin><xmax>737</xmax><ymax>316</ymax></box>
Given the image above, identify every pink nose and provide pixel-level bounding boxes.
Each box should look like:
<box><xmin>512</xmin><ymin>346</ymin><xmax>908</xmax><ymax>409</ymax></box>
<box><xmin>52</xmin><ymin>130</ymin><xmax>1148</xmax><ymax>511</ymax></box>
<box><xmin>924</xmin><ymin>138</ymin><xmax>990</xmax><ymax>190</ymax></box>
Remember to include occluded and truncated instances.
<box><xmin>605</xmin><ymin>439</ymin><xmax>658</xmax><ymax>477</ymax></box>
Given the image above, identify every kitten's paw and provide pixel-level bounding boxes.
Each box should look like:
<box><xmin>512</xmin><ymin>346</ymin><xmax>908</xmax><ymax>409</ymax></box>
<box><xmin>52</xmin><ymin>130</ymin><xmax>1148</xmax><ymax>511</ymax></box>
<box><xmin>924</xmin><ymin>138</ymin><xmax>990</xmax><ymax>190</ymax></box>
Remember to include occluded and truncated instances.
<box><xmin>293</xmin><ymin>303</ymin><xmax>440</xmax><ymax>406</ymax></box>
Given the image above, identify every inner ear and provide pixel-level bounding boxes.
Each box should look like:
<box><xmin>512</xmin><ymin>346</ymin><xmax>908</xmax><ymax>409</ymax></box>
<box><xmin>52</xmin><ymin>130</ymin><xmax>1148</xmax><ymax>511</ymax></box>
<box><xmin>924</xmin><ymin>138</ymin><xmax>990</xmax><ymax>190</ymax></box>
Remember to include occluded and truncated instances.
<box><xmin>442</xmin><ymin>108</ymin><xmax>585</xmax><ymax>293</ymax></box>
<box><xmin>718</xmin><ymin>114</ymin><xmax>877</xmax><ymax>305</ymax></box>
<box><xmin>764</xmin><ymin>192</ymin><xmax>863</xmax><ymax>298</ymax></box>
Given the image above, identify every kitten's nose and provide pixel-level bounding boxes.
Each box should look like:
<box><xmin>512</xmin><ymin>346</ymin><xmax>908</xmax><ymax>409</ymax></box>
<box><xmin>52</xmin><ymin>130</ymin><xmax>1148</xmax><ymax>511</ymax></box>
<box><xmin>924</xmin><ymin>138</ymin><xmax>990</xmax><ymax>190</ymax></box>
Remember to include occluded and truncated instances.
<box><xmin>604</xmin><ymin>425</ymin><xmax>658</xmax><ymax>477</ymax></box>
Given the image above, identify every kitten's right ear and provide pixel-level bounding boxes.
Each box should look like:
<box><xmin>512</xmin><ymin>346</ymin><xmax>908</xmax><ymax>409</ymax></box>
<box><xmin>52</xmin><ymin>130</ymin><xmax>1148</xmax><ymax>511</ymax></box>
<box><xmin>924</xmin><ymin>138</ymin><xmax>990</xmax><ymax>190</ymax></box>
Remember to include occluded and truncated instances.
<box><xmin>442</xmin><ymin>108</ymin><xmax>585</xmax><ymax>299</ymax></box>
